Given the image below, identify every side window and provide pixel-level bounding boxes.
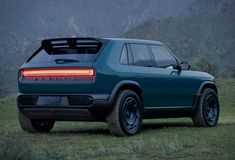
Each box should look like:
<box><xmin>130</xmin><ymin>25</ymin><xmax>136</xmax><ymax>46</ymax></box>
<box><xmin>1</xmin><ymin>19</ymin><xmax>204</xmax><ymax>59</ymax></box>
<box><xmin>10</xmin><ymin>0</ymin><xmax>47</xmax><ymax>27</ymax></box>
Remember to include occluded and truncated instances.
<box><xmin>120</xmin><ymin>44</ymin><xmax>128</xmax><ymax>65</ymax></box>
<box><xmin>150</xmin><ymin>45</ymin><xmax>178</xmax><ymax>68</ymax></box>
<box><xmin>130</xmin><ymin>44</ymin><xmax>152</xmax><ymax>67</ymax></box>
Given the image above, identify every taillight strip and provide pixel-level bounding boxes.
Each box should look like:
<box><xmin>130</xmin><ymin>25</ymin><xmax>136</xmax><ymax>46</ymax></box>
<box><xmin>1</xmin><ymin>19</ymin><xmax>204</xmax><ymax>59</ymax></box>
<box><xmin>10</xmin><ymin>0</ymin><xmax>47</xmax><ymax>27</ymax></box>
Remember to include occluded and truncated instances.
<box><xmin>20</xmin><ymin>68</ymin><xmax>95</xmax><ymax>78</ymax></box>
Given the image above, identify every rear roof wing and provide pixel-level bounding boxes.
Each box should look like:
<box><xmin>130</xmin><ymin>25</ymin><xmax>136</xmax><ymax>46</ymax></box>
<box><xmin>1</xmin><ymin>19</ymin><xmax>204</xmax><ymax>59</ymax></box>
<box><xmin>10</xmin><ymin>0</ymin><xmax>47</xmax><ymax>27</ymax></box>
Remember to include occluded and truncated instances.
<box><xmin>41</xmin><ymin>37</ymin><xmax>109</xmax><ymax>50</ymax></box>
<box><xmin>26</xmin><ymin>37</ymin><xmax>109</xmax><ymax>62</ymax></box>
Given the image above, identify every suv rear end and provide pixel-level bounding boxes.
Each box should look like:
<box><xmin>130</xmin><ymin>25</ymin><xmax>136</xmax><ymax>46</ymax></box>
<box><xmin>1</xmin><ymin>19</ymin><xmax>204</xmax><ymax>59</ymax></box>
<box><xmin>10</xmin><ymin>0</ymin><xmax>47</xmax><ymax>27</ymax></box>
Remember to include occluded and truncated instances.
<box><xmin>18</xmin><ymin>38</ymin><xmax>116</xmax><ymax>132</ymax></box>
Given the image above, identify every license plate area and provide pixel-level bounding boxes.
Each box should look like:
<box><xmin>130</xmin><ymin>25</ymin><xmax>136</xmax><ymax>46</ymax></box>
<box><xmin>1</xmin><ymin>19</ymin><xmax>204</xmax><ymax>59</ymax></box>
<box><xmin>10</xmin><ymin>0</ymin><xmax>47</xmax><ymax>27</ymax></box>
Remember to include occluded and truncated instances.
<box><xmin>37</xmin><ymin>96</ymin><xmax>61</xmax><ymax>106</ymax></box>
<box><xmin>18</xmin><ymin>95</ymin><xmax>93</xmax><ymax>107</ymax></box>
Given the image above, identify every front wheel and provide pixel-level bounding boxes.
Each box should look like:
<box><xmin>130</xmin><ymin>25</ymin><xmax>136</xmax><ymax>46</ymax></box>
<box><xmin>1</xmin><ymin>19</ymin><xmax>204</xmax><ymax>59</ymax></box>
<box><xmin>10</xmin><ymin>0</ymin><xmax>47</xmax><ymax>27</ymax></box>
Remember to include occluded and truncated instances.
<box><xmin>106</xmin><ymin>90</ymin><xmax>143</xmax><ymax>136</ymax></box>
<box><xmin>192</xmin><ymin>88</ymin><xmax>219</xmax><ymax>127</ymax></box>
<box><xmin>18</xmin><ymin>109</ymin><xmax>55</xmax><ymax>133</ymax></box>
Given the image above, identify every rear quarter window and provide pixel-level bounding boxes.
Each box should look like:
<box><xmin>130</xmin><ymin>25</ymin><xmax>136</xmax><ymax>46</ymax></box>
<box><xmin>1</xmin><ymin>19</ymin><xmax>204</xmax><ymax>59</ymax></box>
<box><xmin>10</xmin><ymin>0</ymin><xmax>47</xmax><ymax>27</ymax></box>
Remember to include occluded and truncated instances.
<box><xmin>120</xmin><ymin>44</ymin><xmax>128</xmax><ymax>65</ymax></box>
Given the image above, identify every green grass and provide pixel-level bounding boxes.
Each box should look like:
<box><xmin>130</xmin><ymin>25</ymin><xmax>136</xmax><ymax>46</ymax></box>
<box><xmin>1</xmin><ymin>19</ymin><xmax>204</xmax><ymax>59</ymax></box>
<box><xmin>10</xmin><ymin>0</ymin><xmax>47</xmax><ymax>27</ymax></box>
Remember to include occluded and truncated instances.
<box><xmin>0</xmin><ymin>79</ymin><xmax>235</xmax><ymax>160</ymax></box>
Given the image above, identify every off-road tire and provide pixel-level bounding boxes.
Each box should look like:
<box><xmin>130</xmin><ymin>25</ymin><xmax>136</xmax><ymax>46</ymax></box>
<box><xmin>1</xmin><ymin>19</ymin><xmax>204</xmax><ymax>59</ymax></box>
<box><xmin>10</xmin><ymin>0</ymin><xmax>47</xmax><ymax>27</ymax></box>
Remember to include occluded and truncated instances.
<box><xmin>106</xmin><ymin>90</ymin><xmax>143</xmax><ymax>136</ymax></box>
<box><xmin>18</xmin><ymin>109</ymin><xmax>55</xmax><ymax>133</ymax></box>
<box><xmin>192</xmin><ymin>88</ymin><xmax>219</xmax><ymax>127</ymax></box>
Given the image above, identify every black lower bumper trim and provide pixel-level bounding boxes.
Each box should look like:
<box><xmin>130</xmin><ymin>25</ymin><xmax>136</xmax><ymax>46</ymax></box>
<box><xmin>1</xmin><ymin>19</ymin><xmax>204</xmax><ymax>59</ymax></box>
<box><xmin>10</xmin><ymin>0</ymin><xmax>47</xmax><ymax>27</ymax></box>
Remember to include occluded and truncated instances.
<box><xmin>23</xmin><ymin>108</ymin><xmax>96</xmax><ymax>121</ymax></box>
<box><xmin>18</xmin><ymin>93</ymin><xmax>113</xmax><ymax>121</ymax></box>
<box><xmin>18</xmin><ymin>95</ymin><xmax>94</xmax><ymax>106</ymax></box>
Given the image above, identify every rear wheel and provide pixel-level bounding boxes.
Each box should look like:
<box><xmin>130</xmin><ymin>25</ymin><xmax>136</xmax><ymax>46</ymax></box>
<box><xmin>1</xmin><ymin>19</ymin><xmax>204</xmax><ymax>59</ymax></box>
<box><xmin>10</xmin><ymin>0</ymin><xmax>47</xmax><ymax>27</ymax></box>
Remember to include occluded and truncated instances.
<box><xmin>106</xmin><ymin>90</ymin><xmax>143</xmax><ymax>136</ymax></box>
<box><xmin>18</xmin><ymin>109</ymin><xmax>55</xmax><ymax>133</ymax></box>
<box><xmin>192</xmin><ymin>88</ymin><xmax>219</xmax><ymax>127</ymax></box>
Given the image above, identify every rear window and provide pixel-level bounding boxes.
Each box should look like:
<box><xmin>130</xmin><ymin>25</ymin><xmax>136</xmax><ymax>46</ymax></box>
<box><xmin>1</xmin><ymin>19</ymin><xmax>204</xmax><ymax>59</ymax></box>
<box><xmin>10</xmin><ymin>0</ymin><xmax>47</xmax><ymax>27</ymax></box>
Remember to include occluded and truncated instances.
<box><xmin>129</xmin><ymin>44</ymin><xmax>153</xmax><ymax>67</ymax></box>
<box><xmin>28</xmin><ymin>38</ymin><xmax>103</xmax><ymax>63</ymax></box>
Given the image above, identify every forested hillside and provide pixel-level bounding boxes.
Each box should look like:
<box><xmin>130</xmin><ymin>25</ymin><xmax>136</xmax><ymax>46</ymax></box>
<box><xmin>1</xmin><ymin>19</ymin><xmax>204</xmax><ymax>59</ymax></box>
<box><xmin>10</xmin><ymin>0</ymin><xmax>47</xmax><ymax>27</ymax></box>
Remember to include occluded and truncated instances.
<box><xmin>123</xmin><ymin>0</ymin><xmax>235</xmax><ymax>77</ymax></box>
<box><xmin>0</xmin><ymin>0</ymin><xmax>194</xmax><ymax>96</ymax></box>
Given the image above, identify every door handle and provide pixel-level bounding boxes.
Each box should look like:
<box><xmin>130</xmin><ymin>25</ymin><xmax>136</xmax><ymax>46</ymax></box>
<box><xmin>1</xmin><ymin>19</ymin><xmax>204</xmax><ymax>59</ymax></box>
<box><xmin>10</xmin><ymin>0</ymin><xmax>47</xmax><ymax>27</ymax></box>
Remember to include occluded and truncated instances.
<box><xmin>170</xmin><ymin>70</ymin><xmax>179</xmax><ymax>76</ymax></box>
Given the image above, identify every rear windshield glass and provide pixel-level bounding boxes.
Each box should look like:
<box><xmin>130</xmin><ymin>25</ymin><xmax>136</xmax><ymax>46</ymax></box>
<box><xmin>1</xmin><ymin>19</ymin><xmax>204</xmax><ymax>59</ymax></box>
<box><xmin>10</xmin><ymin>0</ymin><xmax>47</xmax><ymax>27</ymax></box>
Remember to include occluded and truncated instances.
<box><xmin>28</xmin><ymin>38</ymin><xmax>104</xmax><ymax>63</ymax></box>
<box><xmin>29</xmin><ymin>48</ymin><xmax>100</xmax><ymax>63</ymax></box>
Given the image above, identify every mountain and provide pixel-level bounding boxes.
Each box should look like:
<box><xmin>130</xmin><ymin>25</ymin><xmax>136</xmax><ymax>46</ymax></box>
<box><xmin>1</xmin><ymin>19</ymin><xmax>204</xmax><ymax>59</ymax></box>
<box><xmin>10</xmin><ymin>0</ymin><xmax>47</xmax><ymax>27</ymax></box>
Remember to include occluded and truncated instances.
<box><xmin>0</xmin><ymin>0</ymin><xmax>234</xmax><ymax>96</ymax></box>
<box><xmin>0</xmin><ymin>0</ymin><xmax>195</xmax><ymax>96</ymax></box>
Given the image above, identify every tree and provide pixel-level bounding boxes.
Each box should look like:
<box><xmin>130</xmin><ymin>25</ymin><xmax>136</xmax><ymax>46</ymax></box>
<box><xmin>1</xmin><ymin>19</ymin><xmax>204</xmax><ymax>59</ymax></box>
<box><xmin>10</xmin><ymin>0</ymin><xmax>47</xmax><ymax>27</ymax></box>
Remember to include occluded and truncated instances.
<box><xmin>191</xmin><ymin>54</ymin><xmax>218</xmax><ymax>76</ymax></box>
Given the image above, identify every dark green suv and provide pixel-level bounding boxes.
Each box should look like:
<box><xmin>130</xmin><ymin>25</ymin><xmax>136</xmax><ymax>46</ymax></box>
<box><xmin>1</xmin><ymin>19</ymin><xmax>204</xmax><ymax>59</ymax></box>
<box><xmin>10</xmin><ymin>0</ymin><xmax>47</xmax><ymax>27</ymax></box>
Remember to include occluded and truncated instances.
<box><xmin>18</xmin><ymin>37</ymin><xmax>219</xmax><ymax>136</ymax></box>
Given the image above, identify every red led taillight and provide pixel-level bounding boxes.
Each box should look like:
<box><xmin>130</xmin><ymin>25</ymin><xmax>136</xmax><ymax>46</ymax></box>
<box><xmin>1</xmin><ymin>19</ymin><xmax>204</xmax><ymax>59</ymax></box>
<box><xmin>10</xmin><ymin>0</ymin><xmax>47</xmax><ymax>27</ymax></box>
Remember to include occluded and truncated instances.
<box><xmin>20</xmin><ymin>68</ymin><xmax>95</xmax><ymax>80</ymax></box>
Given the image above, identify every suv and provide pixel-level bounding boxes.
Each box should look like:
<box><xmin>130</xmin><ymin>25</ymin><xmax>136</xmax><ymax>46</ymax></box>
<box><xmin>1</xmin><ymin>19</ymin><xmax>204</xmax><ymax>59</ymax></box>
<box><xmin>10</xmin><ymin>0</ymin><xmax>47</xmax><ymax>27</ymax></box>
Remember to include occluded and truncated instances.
<box><xmin>18</xmin><ymin>37</ymin><xmax>219</xmax><ymax>136</ymax></box>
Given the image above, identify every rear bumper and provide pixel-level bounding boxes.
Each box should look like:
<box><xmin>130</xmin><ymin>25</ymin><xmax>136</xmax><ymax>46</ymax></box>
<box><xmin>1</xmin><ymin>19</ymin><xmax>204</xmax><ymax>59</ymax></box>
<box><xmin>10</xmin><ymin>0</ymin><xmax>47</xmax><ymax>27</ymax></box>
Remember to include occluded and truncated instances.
<box><xmin>17</xmin><ymin>93</ymin><xmax>112</xmax><ymax>121</ymax></box>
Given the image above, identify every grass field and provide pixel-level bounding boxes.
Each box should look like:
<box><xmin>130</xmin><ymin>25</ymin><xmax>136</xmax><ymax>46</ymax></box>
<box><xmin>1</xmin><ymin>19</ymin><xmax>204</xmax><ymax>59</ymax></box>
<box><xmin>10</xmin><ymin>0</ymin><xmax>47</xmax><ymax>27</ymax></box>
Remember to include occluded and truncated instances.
<box><xmin>0</xmin><ymin>79</ymin><xmax>235</xmax><ymax>160</ymax></box>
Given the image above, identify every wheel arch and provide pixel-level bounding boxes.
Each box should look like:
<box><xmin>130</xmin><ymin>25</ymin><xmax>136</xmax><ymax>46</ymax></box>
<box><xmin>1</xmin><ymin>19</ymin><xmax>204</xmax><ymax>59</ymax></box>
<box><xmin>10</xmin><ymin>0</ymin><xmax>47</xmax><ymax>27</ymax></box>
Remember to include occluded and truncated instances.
<box><xmin>194</xmin><ymin>81</ymin><xmax>218</xmax><ymax>107</ymax></box>
<box><xmin>198</xmin><ymin>81</ymin><xmax>218</xmax><ymax>94</ymax></box>
<box><xmin>109</xmin><ymin>80</ymin><xmax>143</xmax><ymax>105</ymax></box>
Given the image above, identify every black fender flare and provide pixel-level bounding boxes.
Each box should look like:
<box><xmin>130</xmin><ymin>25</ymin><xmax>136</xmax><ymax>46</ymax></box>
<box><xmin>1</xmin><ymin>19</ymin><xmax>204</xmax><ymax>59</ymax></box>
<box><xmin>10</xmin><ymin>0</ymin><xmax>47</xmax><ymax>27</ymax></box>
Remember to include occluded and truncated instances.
<box><xmin>193</xmin><ymin>81</ymin><xmax>218</xmax><ymax>107</ymax></box>
<box><xmin>108</xmin><ymin>80</ymin><xmax>142</xmax><ymax>105</ymax></box>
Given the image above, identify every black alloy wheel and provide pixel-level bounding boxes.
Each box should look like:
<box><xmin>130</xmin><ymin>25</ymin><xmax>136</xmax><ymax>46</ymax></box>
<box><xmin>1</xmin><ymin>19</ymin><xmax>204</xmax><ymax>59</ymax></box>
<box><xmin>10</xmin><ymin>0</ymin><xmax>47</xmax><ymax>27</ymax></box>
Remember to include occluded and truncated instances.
<box><xmin>192</xmin><ymin>88</ymin><xmax>219</xmax><ymax>127</ymax></box>
<box><xmin>106</xmin><ymin>90</ymin><xmax>143</xmax><ymax>136</ymax></box>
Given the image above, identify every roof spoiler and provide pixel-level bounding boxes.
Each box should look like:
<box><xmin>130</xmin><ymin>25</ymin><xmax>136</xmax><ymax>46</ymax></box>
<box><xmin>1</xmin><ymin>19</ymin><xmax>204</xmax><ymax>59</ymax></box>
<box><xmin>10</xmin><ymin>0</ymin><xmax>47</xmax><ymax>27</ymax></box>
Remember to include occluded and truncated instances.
<box><xmin>26</xmin><ymin>37</ymin><xmax>109</xmax><ymax>62</ymax></box>
<box><xmin>41</xmin><ymin>37</ymin><xmax>109</xmax><ymax>50</ymax></box>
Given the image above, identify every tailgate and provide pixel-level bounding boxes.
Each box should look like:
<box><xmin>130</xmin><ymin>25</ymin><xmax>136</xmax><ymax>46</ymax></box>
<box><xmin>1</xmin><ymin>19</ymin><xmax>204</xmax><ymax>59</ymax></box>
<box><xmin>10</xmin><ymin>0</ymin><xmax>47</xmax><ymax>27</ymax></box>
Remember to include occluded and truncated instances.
<box><xmin>18</xmin><ymin>38</ymin><xmax>108</xmax><ymax>94</ymax></box>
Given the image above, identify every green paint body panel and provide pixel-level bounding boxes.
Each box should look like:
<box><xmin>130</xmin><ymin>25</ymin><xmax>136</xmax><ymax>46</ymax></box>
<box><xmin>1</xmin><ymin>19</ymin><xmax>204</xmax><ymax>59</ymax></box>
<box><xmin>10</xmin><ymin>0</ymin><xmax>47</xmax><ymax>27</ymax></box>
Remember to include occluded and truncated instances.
<box><xmin>18</xmin><ymin>38</ymin><xmax>216</xmax><ymax>113</ymax></box>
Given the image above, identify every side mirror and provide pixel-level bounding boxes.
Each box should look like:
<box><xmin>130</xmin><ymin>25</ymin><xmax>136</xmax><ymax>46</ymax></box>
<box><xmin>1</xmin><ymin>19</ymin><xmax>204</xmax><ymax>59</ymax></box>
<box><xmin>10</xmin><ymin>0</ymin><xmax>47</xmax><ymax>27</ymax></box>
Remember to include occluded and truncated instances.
<box><xmin>180</xmin><ymin>62</ymin><xmax>190</xmax><ymax>70</ymax></box>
